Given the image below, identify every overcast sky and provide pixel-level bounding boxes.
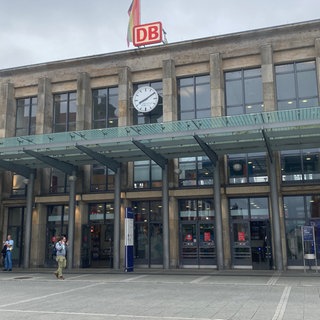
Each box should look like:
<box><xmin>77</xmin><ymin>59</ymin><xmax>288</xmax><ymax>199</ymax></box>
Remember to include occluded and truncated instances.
<box><xmin>0</xmin><ymin>0</ymin><xmax>319</xmax><ymax>69</ymax></box>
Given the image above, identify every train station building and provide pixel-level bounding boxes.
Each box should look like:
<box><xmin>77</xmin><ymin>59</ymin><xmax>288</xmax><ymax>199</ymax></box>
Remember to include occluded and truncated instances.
<box><xmin>1</xmin><ymin>19</ymin><xmax>320</xmax><ymax>271</ymax></box>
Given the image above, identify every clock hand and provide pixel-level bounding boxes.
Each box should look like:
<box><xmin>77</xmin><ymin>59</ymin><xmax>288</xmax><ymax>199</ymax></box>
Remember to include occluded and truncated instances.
<box><xmin>139</xmin><ymin>91</ymin><xmax>156</xmax><ymax>104</ymax></box>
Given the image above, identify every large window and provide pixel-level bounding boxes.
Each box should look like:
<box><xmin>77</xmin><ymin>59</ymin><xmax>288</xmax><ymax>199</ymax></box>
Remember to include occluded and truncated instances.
<box><xmin>133</xmin><ymin>160</ymin><xmax>162</xmax><ymax>189</ymax></box>
<box><xmin>133</xmin><ymin>201</ymin><xmax>163</xmax><ymax>266</ymax></box>
<box><xmin>225</xmin><ymin>68</ymin><xmax>263</xmax><ymax>116</ymax></box>
<box><xmin>90</xmin><ymin>164</ymin><xmax>115</xmax><ymax>192</ymax></box>
<box><xmin>281</xmin><ymin>149</ymin><xmax>320</xmax><ymax>183</ymax></box>
<box><xmin>284</xmin><ymin>195</ymin><xmax>320</xmax><ymax>265</ymax></box>
<box><xmin>53</xmin><ymin>92</ymin><xmax>76</xmax><ymax>132</ymax></box>
<box><xmin>133</xmin><ymin>81</ymin><xmax>163</xmax><ymax>125</ymax></box>
<box><xmin>275</xmin><ymin>61</ymin><xmax>318</xmax><ymax>110</ymax></box>
<box><xmin>178</xmin><ymin>156</ymin><xmax>213</xmax><ymax>187</ymax></box>
<box><xmin>92</xmin><ymin>87</ymin><xmax>118</xmax><ymax>129</ymax></box>
<box><xmin>178</xmin><ymin>75</ymin><xmax>210</xmax><ymax>120</ymax></box>
<box><xmin>228</xmin><ymin>153</ymin><xmax>268</xmax><ymax>184</ymax></box>
<box><xmin>15</xmin><ymin>97</ymin><xmax>37</xmax><ymax>136</ymax></box>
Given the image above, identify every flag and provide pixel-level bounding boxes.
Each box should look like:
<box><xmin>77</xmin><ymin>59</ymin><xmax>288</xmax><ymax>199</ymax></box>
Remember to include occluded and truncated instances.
<box><xmin>127</xmin><ymin>0</ymin><xmax>141</xmax><ymax>46</ymax></box>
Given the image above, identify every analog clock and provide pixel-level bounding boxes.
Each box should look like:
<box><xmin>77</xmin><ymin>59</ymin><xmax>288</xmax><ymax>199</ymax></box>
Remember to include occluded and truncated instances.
<box><xmin>132</xmin><ymin>86</ymin><xmax>159</xmax><ymax>113</ymax></box>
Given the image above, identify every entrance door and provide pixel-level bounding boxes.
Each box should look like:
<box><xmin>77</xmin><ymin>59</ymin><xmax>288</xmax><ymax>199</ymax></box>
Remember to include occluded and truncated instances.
<box><xmin>250</xmin><ymin>220</ymin><xmax>272</xmax><ymax>270</ymax></box>
<box><xmin>181</xmin><ymin>222</ymin><xmax>216</xmax><ymax>266</ymax></box>
<box><xmin>232</xmin><ymin>219</ymin><xmax>272</xmax><ymax>269</ymax></box>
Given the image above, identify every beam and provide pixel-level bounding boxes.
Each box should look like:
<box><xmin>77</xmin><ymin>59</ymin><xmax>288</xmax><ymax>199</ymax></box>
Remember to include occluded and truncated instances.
<box><xmin>0</xmin><ymin>159</ymin><xmax>35</xmax><ymax>178</ymax></box>
<box><xmin>23</xmin><ymin>149</ymin><xmax>77</xmax><ymax>175</ymax></box>
<box><xmin>75</xmin><ymin>144</ymin><xmax>120</xmax><ymax>173</ymax></box>
<box><xmin>193</xmin><ymin>135</ymin><xmax>218</xmax><ymax>166</ymax></box>
<box><xmin>132</xmin><ymin>139</ymin><xmax>167</xmax><ymax>169</ymax></box>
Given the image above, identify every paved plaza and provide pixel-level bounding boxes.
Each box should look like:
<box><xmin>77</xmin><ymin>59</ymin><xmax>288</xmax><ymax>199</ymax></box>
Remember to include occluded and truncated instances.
<box><xmin>0</xmin><ymin>269</ymin><xmax>319</xmax><ymax>320</ymax></box>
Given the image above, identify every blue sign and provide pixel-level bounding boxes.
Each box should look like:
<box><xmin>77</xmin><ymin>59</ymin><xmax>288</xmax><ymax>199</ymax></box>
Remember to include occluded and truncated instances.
<box><xmin>303</xmin><ymin>226</ymin><xmax>314</xmax><ymax>242</ymax></box>
<box><xmin>125</xmin><ymin>207</ymin><xmax>134</xmax><ymax>272</ymax></box>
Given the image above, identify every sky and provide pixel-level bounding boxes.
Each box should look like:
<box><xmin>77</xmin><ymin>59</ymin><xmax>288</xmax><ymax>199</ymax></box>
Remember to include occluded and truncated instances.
<box><xmin>0</xmin><ymin>0</ymin><xmax>319</xmax><ymax>70</ymax></box>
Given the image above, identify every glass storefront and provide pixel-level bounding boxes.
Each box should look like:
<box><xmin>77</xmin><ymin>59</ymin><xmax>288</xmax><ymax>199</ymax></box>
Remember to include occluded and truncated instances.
<box><xmin>230</xmin><ymin>197</ymin><xmax>272</xmax><ymax>269</ymax></box>
<box><xmin>133</xmin><ymin>200</ymin><xmax>163</xmax><ymax>267</ymax></box>
<box><xmin>179</xmin><ymin>199</ymin><xmax>215</xmax><ymax>266</ymax></box>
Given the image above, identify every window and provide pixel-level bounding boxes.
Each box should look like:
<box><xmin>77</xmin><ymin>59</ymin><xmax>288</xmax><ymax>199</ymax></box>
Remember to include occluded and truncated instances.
<box><xmin>15</xmin><ymin>97</ymin><xmax>37</xmax><ymax>136</ymax></box>
<box><xmin>89</xmin><ymin>203</ymin><xmax>114</xmax><ymax>222</ymax></box>
<box><xmin>179</xmin><ymin>199</ymin><xmax>214</xmax><ymax>221</ymax></box>
<box><xmin>50</xmin><ymin>168</ymin><xmax>69</xmax><ymax>193</ymax></box>
<box><xmin>178</xmin><ymin>75</ymin><xmax>210</xmax><ymax>120</ymax></box>
<box><xmin>228</xmin><ymin>153</ymin><xmax>268</xmax><ymax>184</ymax></box>
<box><xmin>92</xmin><ymin>87</ymin><xmax>118</xmax><ymax>129</ymax></box>
<box><xmin>90</xmin><ymin>164</ymin><xmax>115</xmax><ymax>192</ymax></box>
<box><xmin>133</xmin><ymin>81</ymin><xmax>163</xmax><ymax>125</ymax></box>
<box><xmin>178</xmin><ymin>156</ymin><xmax>213</xmax><ymax>187</ymax></box>
<box><xmin>12</xmin><ymin>174</ymin><xmax>26</xmax><ymax>196</ymax></box>
<box><xmin>53</xmin><ymin>92</ymin><xmax>76</xmax><ymax>132</ymax></box>
<box><xmin>225</xmin><ymin>68</ymin><xmax>263</xmax><ymax>115</ymax></box>
<box><xmin>284</xmin><ymin>195</ymin><xmax>320</xmax><ymax>265</ymax></box>
<box><xmin>281</xmin><ymin>149</ymin><xmax>320</xmax><ymax>183</ymax></box>
<box><xmin>133</xmin><ymin>160</ymin><xmax>162</xmax><ymax>189</ymax></box>
<box><xmin>133</xmin><ymin>201</ymin><xmax>163</xmax><ymax>265</ymax></box>
<box><xmin>275</xmin><ymin>61</ymin><xmax>318</xmax><ymax>110</ymax></box>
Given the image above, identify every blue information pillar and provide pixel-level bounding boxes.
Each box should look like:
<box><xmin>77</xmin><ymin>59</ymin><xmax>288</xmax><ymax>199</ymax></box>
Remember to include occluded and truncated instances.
<box><xmin>125</xmin><ymin>207</ymin><xmax>134</xmax><ymax>272</ymax></box>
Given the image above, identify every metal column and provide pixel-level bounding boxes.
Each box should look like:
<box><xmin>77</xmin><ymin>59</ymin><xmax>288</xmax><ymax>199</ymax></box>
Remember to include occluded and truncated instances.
<box><xmin>67</xmin><ymin>172</ymin><xmax>77</xmax><ymax>270</ymax></box>
<box><xmin>23</xmin><ymin>172</ymin><xmax>35</xmax><ymax>268</ymax></box>
<box><xmin>162</xmin><ymin>163</ymin><xmax>170</xmax><ymax>269</ymax></box>
<box><xmin>269</xmin><ymin>154</ymin><xmax>284</xmax><ymax>271</ymax></box>
<box><xmin>113</xmin><ymin>167</ymin><xmax>121</xmax><ymax>270</ymax></box>
<box><xmin>214</xmin><ymin>162</ymin><xmax>224</xmax><ymax>270</ymax></box>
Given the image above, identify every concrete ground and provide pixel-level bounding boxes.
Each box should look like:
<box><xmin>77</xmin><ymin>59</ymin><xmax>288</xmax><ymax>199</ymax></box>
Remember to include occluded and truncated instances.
<box><xmin>0</xmin><ymin>268</ymin><xmax>319</xmax><ymax>320</ymax></box>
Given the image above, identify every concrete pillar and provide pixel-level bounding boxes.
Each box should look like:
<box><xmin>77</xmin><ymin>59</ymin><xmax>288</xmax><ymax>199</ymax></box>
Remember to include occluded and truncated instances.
<box><xmin>118</xmin><ymin>67</ymin><xmax>131</xmax><ymax>126</ymax></box>
<box><xmin>315</xmin><ymin>38</ymin><xmax>320</xmax><ymax>105</ymax></box>
<box><xmin>162</xmin><ymin>59</ymin><xmax>177</xmax><ymax>121</ymax></box>
<box><xmin>77</xmin><ymin>72</ymin><xmax>91</xmax><ymax>131</ymax></box>
<box><xmin>162</xmin><ymin>164</ymin><xmax>170</xmax><ymax>269</ymax></box>
<box><xmin>261</xmin><ymin>44</ymin><xmax>276</xmax><ymax>112</ymax></box>
<box><xmin>113</xmin><ymin>167</ymin><xmax>121</xmax><ymax>270</ymax></box>
<box><xmin>210</xmin><ymin>53</ymin><xmax>224</xmax><ymax>117</ymax></box>
<box><xmin>37</xmin><ymin>78</ymin><xmax>53</xmax><ymax>134</ymax></box>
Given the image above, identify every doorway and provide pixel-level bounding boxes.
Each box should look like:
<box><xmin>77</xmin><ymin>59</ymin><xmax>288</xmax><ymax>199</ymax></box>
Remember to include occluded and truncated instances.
<box><xmin>232</xmin><ymin>219</ymin><xmax>272</xmax><ymax>270</ymax></box>
<box><xmin>180</xmin><ymin>222</ymin><xmax>216</xmax><ymax>266</ymax></box>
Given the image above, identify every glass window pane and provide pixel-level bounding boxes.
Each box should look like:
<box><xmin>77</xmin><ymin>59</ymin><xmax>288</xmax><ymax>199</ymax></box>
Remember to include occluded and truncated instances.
<box><xmin>179</xmin><ymin>86</ymin><xmax>194</xmax><ymax>111</ymax></box>
<box><xmin>297</xmin><ymin>70</ymin><xmax>318</xmax><ymax>98</ymax></box>
<box><xmin>276</xmin><ymin>73</ymin><xmax>295</xmax><ymax>100</ymax></box>
<box><xmin>283</xmin><ymin>196</ymin><xmax>305</xmax><ymax>219</ymax></box>
<box><xmin>230</xmin><ymin>198</ymin><xmax>249</xmax><ymax>219</ymax></box>
<box><xmin>244</xmin><ymin>77</ymin><xmax>263</xmax><ymax>104</ymax></box>
<box><xmin>226</xmin><ymin>79</ymin><xmax>242</xmax><ymax>106</ymax></box>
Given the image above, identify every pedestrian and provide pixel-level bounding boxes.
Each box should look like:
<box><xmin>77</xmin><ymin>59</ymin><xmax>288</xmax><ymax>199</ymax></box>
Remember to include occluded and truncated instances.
<box><xmin>54</xmin><ymin>235</ymin><xmax>68</xmax><ymax>280</ymax></box>
<box><xmin>3</xmin><ymin>234</ymin><xmax>14</xmax><ymax>271</ymax></box>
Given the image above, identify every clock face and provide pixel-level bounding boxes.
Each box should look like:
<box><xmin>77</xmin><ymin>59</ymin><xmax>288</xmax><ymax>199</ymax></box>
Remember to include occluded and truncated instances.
<box><xmin>132</xmin><ymin>86</ymin><xmax>159</xmax><ymax>113</ymax></box>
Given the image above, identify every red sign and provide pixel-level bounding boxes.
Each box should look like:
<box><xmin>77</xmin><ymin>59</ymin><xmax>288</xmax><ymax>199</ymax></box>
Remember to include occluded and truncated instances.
<box><xmin>133</xmin><ymin>21</ymin><xmax>163</xmax><ymax>47</ymax></box>
<box><xmin>238</xmin><ymin>231</ymin><xmax>245</xmax><ymax>242</ymax></box>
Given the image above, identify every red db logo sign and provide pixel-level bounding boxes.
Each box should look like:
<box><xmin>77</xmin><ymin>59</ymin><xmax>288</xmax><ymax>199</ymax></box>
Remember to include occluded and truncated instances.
<box><xmin>133</xmin><ymin>22</ymin><xmax>163</xmax><ymax>47</ymax></box>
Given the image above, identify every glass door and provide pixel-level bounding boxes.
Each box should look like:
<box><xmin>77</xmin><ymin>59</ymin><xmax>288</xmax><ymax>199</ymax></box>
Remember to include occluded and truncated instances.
<box><xmin>181</xmin><ymin>222</ymin><xmax>216</xmax><ymax>266</ymax></box>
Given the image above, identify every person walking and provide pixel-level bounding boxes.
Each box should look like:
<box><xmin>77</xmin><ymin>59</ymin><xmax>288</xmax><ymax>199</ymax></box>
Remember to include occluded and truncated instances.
<box><xmin>3</xmin><ymin>234</ymin><xmax>14</xmax><ymax>271</ymax></box>
<box><xmin>54</xmin><ymin>235</ymin><xmax>68</xmax><ymax>280</ymax></box>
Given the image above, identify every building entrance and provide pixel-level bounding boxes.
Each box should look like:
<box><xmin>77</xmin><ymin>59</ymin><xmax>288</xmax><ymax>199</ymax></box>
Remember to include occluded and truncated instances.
<box><xmin>180</xmin><ymin>222</ymin><xmax>216</xmax><ymax>266</ymax></box>
<box><xmin>232</xmin><ymin>219</ymin><xmax>272</xmax><ymax>270</ymax></box>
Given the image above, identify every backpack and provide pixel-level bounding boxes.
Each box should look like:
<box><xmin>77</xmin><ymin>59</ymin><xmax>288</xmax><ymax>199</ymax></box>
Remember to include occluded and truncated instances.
<box><xmin>52</xmin><ymin>243</ymin><xmax>57</xmax><ymax>256</ymax></box>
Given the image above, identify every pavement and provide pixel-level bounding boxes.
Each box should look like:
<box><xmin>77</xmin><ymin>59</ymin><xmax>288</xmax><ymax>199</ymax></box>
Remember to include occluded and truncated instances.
<box><xmin>0</xmin><ymin>268</ymin><xmax>319</xmax><ymax>320</ymax></box>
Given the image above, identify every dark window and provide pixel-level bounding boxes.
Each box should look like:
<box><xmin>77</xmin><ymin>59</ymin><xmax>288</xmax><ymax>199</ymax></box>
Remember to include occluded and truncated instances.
<box><xmin>15</xmin><ymin>97</ymin><xmax>37</xmax><ymax>136</ymax></box>
<box><xmin>53</xmin><ymin>92</ymin><xmax>76</xmax><ymax>132</ymax></box>
<box><xmin>178</xmin><ymin>156</ymin><xmax>213</xmax><ymax>187</ymax></box>
<box><xmin>92</xmin><ymin>87</ymin><xmax>119</xmax><ymax>129</ymax></box>
<box><xmin>90</xmin><ymin>164</ymin><xmax>115</xmax><ymax>192</ymax></box>
<box><xmin>225</xmin><ymin>68</ymin><xmax>263</xmax><ymax>115</ymax></box>
<box><xmin>281</xmin><ymin>149</ymin><xmax>320</xmax><ymax>183</ymax></box>
<box><xmin>275</xmin><ymin>61</ymin><xmax>318</xmax><ymax>110</ymax></box>
<box><xmin>133</xmin><ymin>160</ymin><xmax>162</xmax><ymax>189</ymax></box>
<box><xmin>178</xmin><ymin>75</ymin><xmax>210</xmax><ymax>120</ymax></box>
<box><xmin>228</xmin><ymin>153</ymin><xmax>268</xmax><ymax>184</ymax></box>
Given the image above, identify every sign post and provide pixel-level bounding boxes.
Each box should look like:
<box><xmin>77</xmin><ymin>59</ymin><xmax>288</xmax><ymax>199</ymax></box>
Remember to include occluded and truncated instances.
<box><xmin>301</xmin><ymin>225</ymin><xmax>318</xmax><ymax>273</ymax></box>
<box><xmin>125</xmin><ymin>207</ymin><xmax>134</xmax><ymax>272</ymax></box>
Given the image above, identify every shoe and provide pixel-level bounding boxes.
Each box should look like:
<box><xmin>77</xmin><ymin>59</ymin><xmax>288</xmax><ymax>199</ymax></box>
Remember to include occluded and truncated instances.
<box><xmin>3</xmin><ymin>269</ymin><xmax>7</xmax><ymax>271</ymax></box>
<box><xmin>59</xmin><ymin>276</ymin><xmax>64</xmax><ymax>280</ymax></box>
<box><xmin>8</xmin><ymin>269</ymin><xmax>12</xmax><ymax>271</ymax></box>
<box><xmin>54</xmin><ymin>272</ymin><xmax>58</xmax><ymax>278</ymax></box>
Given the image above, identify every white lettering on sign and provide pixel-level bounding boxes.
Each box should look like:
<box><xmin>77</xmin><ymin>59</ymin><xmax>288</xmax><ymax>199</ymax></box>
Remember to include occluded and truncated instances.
<box><xmin>133</xmin><ymin>21</ymin><xmax>163</xmax><ymax>47</ymax></box>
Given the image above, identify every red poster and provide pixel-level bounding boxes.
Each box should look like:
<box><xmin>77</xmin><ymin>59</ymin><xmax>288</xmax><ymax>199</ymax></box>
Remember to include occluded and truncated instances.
<box><xmin>238</xmin><ymin>231</ymin><xmax>245</xmax><ymax>242</ymax></box>
<box><xmin>204</xmin><ymin>231</ymin><xmax>211</xmax><ymax>242</ymax></box>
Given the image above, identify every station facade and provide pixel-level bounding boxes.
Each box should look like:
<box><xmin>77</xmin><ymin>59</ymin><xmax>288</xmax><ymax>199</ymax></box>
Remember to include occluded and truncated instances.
<box><xmin>1</xmin><ymin>20</ymin><xmax>320</xmax><ymax>271</ymax></box>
